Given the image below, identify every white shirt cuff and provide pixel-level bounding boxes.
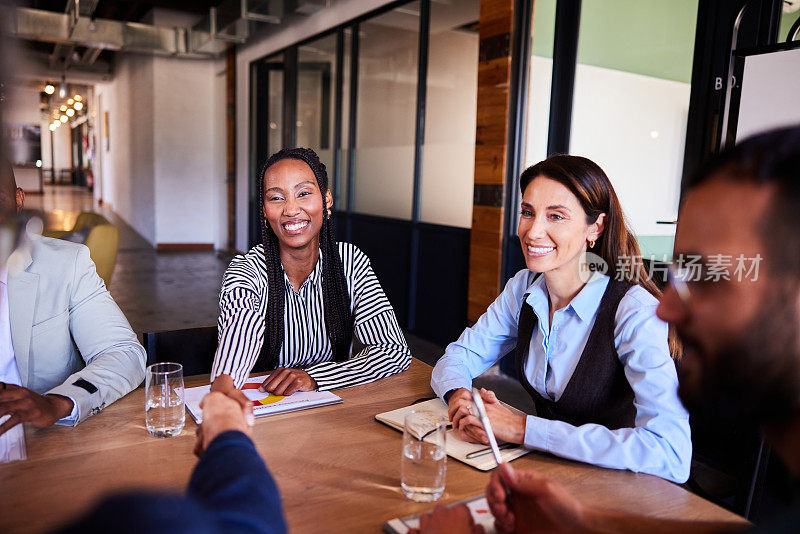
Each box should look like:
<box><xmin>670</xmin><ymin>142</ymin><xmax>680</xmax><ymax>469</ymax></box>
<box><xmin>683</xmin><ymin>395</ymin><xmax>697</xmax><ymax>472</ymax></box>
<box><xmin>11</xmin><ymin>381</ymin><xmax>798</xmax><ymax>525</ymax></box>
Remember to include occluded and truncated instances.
<box><xmin>54</xmin><ymin>396</ymin><xmax>79</xmax><ymax>426</ymax></box>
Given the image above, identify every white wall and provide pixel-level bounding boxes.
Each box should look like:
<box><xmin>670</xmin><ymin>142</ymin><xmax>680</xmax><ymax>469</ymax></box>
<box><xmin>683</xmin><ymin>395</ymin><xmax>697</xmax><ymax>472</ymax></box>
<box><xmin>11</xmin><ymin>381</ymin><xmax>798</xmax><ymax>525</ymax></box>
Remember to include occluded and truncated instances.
<box><xmin>152</xmin><ymin>54</ymin><xmax>218</xmax><ymax>245</ymax></box>
<box><xmin>419</xmin><ymin>26</ymin><xmax>477</xmax><ymax>228</ymax></box>
<box><xmin>235</xmin><ymin>0</ymin><xmax>397</xmax><ymax>251</ymax></box>
<box><xmin>51</xmin><ymin>125</ymin><xmax>72</xmax><ymax>170</ymax></box>
<box><xmin>569</xmin><ymin>63</ymin><xmax>689</xmax><ymax>237</ymax></box>
<box><xmin>5</xmin><ymin>85</ymin><xmax>40</xmax><ymax>124</ymax></box>
<box><xmin>523</xmin><ymin>57</ymin><xmax>688</xmax><ymax>238</ymax></box>
<box><xmin>93</xmin><ymin>8</ymin><xmax>225</xmax><ymax>248</ymax></box>
<box><xmin>737</xmin><ymin>47</ymin><xmax>800</xmax><ymax>142</ymax></box>
<box><xmin>40</xmin><ymin>119</ymin><xmax>51</xmax><ymax>169</ymax></box>
<box><xmin>95</xmin><ymin>52</ymin><xmax>157</xmax><ymax>244</ymax></box>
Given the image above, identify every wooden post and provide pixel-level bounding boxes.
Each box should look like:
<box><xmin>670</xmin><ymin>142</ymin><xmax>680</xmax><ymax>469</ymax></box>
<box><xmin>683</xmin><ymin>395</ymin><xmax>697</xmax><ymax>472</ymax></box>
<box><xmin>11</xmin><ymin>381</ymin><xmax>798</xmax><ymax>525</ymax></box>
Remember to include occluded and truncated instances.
<box><xmin>468</xmin><ymin>0</ymin><xmax>515</xmax><ymax>321</ymax></box>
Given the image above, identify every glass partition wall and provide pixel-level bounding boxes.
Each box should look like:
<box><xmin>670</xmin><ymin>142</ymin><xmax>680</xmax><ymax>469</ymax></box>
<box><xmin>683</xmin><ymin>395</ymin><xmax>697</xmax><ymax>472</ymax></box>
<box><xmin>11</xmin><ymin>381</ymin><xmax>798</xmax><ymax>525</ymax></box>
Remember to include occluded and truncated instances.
<box><xmin>248</xmin><ymin>0</ymin><xmax>745</xmax><ymax>342</ymax></box>
<box><xmin>249</xmin><ymin>0</ymin><xmax>478</xmax><ymax>344</ymax></box>
<box><xmin>353</xmin><ymin>3</ymin><xmax>420</xmax><ymax>221</ymax></box>
<box><xmin>296</xmin><ymin>34</ymin><xmax>337</xmax><ymax>181</ymax></box>
<box><xmin>514</xmin><ymin>0</ymin><xmax>698</xmax><ymax>269</ymax></box>
<box><xmin>569</xmin><ymin>0</ymin><xmax>698</xmax><ymax>260</ymax></box>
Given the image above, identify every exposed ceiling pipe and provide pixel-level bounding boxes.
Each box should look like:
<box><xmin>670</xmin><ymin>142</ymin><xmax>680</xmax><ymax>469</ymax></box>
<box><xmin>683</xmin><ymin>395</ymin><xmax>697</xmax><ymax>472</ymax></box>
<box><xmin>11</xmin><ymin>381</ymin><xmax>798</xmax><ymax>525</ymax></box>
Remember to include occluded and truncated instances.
<box><xmin>4</xmin><ymin>0</ymin><xmax>327</xmax><ymax>73</ymax></box>
<box><xmin>65</xmin><ymin>0</ymin><xmax>102</xmax><ymax>67</ymax></box>
<box><xmin>189</xmin><ymin>0</ymin><xmax>282</xmax><ymax>55</ymax></box>
<box><xmin>81</xmin><ymin>47</ymin><xmax>102</xmax><ymax>65</ymax></box>
<box><xmin>4</xmin><ymin>7</ymin><xmax>215</xmax><ymax>58</ymax></box>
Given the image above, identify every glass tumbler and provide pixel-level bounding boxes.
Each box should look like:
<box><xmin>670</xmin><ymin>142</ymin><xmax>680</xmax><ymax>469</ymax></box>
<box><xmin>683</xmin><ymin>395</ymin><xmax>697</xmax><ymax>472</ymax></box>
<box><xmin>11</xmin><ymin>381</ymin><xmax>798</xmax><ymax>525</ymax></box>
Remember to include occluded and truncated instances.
<box><xmin>145</xmin><ymin>362</ymin><xmax>185</xmax><ymax>438</ymax></box>
<box><xmin>401</xmin><ymin>410</ymin><xmax>447</xmax><ymax>502</ymax></box>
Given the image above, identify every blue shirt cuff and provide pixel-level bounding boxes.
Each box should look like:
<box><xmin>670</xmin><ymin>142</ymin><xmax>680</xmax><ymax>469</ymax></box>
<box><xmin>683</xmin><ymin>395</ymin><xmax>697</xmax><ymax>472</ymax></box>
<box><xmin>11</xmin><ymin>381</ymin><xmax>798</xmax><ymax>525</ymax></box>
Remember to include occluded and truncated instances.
<box><xmin>431</xmin><ymin>378</ymin><xmax>472</xmax><ymax>401</ymax></box>
<box><xmin>523</xmin><ymin>415</ymin><xmax>550</xmax><ymax>450</ymax></box>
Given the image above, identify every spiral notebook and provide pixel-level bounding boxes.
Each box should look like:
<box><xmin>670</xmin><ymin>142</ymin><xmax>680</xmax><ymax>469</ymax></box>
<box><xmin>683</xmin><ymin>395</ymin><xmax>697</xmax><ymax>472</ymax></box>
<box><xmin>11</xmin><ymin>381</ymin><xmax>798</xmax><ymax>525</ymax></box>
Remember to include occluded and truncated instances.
<box><xmin>184</xmin><ymin>376</ymin><xmax>342</xmax><ymax>423</ymax></box>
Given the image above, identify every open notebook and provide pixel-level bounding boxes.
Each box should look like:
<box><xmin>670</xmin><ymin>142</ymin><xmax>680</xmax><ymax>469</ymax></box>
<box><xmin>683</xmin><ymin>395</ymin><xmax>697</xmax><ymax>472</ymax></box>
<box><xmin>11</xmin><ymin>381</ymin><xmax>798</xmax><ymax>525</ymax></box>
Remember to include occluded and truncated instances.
<box><xmin>184</xmin><ymin>376</ymin><xmax>342</xmax><ymax>423</ymax></box>
<box><xmin>375</xmin><ymin>398</ymin><xmax>530</xmax><ymax>471</ymax></box>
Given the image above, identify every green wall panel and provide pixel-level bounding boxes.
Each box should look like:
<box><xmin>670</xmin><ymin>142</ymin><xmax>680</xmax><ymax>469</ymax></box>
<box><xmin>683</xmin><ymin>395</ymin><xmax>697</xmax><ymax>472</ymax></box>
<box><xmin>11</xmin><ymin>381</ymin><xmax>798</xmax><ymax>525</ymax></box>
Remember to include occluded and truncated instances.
<box><xmin>531</xmin><ymin>0</ymin><xmax>698</xmax><ymax>83</ymax></box>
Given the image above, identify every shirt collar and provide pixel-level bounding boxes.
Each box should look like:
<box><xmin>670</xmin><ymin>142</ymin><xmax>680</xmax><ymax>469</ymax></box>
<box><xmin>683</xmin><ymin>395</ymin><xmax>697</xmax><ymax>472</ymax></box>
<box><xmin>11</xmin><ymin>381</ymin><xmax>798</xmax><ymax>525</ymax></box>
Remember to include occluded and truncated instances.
<box><xmin>0</xmin><ymin>267</ymin><xmax>6</xmax><ymax>285</ymax></box>
<box><xmin>524</xmin><ymin>270</ymin><xmax>609</xmax><ymax>323</ymax></box>
<box><xmin>568</xmin><ymin>270</ymin><xmax>609</xmax><ymax>322</ymax></box>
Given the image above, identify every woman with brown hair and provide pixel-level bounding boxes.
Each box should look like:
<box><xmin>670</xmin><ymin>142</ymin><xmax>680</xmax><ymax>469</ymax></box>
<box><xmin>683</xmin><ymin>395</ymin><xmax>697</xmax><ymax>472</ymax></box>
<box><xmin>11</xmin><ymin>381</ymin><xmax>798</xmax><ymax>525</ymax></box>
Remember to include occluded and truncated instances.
<box><xmin>431</xmin><ymin>155</ymin><xmax>691</xmax><ymax>483</ymax></box>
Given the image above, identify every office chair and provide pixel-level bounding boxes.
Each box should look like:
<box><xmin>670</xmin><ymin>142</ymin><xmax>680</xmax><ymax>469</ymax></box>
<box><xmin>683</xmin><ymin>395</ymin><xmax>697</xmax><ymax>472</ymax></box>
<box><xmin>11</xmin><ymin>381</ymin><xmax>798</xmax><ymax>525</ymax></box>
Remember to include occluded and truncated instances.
<box><xmin>143</xmin><ymin>326</ymin><xmax>219</xmax><ymax>376</ymax></box>
<box><xmin>684</xmin><ymin>386</ymin><xmax>771</xmax><ymax>521</ymax></box>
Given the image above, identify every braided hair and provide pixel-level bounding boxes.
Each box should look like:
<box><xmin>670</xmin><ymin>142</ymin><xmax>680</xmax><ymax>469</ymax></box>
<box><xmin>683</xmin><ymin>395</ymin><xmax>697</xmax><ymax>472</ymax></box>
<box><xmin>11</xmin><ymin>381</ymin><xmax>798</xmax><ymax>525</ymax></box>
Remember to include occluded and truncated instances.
<box><xmin>255</xmin><ymin>147</ymin><xmax>353</xmax><ymax>370</ymax></box>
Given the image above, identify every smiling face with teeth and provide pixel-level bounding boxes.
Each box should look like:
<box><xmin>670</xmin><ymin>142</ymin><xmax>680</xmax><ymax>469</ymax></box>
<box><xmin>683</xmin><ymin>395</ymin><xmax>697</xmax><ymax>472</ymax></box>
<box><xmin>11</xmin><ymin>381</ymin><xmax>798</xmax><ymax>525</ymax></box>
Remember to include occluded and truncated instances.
<box><xmin>517</xmin><ymin>176</ymin><xmax>604</xmax><ymax>282</ymax></box>
<box><xmin>262</xmin><ymin>158</ymin><xmax>333</xmax><ymax>252</ymax></box>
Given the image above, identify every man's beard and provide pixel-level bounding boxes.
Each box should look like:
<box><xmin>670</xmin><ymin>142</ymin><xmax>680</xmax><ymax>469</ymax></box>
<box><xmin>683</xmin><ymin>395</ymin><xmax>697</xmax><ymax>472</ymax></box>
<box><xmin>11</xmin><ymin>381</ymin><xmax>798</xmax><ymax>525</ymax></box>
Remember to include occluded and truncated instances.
<box><xmin>677</xmin><ymin>286</ymin><xmax>800</xmax><ymax>428</ymax></box>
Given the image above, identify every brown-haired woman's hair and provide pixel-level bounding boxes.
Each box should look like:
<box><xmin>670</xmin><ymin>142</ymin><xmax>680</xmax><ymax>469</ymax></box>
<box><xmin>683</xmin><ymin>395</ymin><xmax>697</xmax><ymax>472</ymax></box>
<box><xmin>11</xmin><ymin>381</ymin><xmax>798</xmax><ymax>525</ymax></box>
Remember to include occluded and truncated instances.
<box><xmin>520</xmin><ymin>154</ymin><xmax>681</xmax><ymax>358</ymax></box>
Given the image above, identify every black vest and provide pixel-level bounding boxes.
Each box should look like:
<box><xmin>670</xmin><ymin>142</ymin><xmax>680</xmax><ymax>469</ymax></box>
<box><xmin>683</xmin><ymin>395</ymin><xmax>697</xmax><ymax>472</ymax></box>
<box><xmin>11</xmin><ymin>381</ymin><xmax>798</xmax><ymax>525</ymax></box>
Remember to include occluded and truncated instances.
<box><xmin>515</xmin><ymin>277</ymin><xmax>636</xmax><ymax>430</ymax></box>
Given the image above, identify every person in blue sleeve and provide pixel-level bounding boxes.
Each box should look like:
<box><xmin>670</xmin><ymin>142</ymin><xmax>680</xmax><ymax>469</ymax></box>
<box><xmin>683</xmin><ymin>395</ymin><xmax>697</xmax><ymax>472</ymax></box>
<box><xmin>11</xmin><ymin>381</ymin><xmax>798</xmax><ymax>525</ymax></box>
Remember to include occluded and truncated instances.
<box><xmin>55</xmin><ymin>391</ymin><xmax>287</xmax><ymax>534</ymax></box>
<box><xmin>431</xmin><ymin>155</ymin><xmax>691</xmax><ymax>483</ymax></box>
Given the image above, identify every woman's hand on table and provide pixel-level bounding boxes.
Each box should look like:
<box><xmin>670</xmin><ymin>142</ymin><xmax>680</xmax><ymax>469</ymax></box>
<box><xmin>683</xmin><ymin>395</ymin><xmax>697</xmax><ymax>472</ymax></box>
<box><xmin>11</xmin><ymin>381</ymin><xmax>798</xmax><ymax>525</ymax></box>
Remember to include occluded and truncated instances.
<box><xmin>456</xmin><ymin>388</ymin><xmax>526</xmax><ymax>445</ymax></box>
<box><xmin>447</xmin><ymin>388</ymin><xmax>474</xmax><ymax>430</ymax></box>
<box><xmin>259</xmin><ymin>368</ymin><xmax>317</xmax><ymax>396</ymax></box>
<box><xmin>408</xmin><ymin>504</ymin><xmax>485</xmax><ymax>534</ymax></box>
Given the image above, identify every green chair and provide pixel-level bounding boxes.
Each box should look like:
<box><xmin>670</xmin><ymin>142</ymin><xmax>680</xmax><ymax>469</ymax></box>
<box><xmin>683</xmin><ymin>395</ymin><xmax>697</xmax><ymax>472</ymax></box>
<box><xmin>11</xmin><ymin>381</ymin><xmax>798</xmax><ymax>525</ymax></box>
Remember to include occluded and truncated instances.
<box><xmin>44</xmin><ymin>212</ymin><xmax>120</xmax><ymax>287</ymax></box>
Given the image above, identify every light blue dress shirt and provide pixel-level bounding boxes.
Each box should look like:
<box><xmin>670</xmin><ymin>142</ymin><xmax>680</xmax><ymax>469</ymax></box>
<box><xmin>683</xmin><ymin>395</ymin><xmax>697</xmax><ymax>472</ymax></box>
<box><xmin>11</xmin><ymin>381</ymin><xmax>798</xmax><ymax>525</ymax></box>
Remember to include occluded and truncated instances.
<box><xmin>431</xmin><ymin>269</ymin><xmax>692</xmax><ymax>483</ymax></box>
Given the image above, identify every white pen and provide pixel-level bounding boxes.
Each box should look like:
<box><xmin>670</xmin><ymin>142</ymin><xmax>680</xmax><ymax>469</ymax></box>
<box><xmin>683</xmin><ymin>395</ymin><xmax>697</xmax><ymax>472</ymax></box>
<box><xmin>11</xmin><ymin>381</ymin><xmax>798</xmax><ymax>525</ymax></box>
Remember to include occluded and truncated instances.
<box><xmin>471</xmin><ymin>388</ymin><xmax>504</xmax><ymax>467</ymax></box>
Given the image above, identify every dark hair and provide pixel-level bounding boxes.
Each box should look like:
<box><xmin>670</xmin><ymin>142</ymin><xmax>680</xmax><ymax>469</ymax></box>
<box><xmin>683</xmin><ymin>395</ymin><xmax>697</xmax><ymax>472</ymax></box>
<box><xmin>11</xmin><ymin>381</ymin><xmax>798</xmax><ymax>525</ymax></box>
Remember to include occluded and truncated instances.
<box><xmin>520</xmin><ymin>154</ymin><xmax>661</xmax><ymax>299</ymax></box>
<box><xmin>255</xmin><ymin>147</ymin><xmax>353</xmax><ymax>370</ymax></box>
<box><xmin>694</xmin><ymin>125</ymin><xmax>800</xmax><ymax>276</ymax></box>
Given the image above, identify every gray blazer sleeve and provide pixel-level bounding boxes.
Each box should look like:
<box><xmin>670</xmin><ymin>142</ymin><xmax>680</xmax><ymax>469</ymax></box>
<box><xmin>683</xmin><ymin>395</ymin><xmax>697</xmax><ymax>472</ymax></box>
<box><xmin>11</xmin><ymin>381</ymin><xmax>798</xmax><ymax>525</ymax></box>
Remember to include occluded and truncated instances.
<box><xmin>45</xmin><ymin>245</ymin><xmax>146</xmax><ymax>424</ymax></box>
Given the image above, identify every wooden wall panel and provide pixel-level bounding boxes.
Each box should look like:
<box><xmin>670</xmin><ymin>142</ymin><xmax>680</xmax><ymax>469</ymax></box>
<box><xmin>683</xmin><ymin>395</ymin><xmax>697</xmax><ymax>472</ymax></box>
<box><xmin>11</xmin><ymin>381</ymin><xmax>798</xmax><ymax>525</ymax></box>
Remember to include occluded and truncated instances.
<box><xmin>468</xmin><ymin>0</ymin><xmax>516</xmax><ymax>322</ymax></box>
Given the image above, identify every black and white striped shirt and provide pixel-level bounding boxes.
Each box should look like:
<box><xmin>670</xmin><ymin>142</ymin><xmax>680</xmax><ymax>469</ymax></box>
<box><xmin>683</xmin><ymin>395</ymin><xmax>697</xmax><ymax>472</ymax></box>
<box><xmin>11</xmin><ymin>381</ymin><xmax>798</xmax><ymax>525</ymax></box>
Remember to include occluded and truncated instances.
<box><xmin>211</xmin><ymin>242</ymin><xmax>411</xmax><ymax>390</ymax></box>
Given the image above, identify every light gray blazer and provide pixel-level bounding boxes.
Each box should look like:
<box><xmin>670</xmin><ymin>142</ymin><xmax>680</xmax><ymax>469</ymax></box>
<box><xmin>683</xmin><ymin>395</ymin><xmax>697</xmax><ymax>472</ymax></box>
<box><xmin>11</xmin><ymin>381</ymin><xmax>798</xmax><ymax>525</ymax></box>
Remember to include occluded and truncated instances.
<box><xmin>8</xmin><ymin>236</ymin><xmax>145</xmax><ymax>424</ymax></box>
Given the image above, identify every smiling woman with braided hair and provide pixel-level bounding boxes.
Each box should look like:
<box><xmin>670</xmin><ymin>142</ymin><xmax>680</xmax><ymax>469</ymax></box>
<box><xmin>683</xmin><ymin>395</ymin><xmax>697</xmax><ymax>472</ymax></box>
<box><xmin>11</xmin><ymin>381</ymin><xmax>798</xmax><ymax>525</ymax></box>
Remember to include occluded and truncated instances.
<box><xmin>211</xmin><ymin>148</ymin><xmax>411</xmax><ymax>398</ymax></box>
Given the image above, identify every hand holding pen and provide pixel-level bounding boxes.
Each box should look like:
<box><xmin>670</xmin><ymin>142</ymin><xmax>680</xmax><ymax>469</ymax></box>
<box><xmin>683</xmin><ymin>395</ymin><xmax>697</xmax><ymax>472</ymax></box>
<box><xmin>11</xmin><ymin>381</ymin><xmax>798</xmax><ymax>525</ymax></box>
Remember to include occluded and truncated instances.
<box><xmin>456</xmin><ymin>388</ymin><xmax>526</xmax><ymax>445</ymax></box>
<box><xmin>486</xmin><ymin>463</ymin><xmax>588</xmax><ymax>534</ymax></box>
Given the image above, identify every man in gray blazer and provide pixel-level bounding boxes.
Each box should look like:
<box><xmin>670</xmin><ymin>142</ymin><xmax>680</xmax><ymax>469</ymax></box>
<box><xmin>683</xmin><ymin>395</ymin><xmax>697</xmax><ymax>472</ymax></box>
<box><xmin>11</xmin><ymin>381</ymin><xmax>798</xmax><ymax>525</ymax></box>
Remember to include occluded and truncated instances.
<box><xmin>0</xmin><ymin>160</ymin><xmax>145</xmax><ymax>440</ymax></box>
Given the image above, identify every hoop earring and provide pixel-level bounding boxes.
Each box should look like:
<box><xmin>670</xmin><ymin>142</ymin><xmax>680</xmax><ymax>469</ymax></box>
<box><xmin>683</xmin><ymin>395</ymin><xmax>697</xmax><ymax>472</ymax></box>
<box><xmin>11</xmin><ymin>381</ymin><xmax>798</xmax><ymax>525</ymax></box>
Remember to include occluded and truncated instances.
<box><xmin>589</xmin><ymin>240</ymin><xmax>595</xmax><ymax>249</ymax></box>
<box><xmin>327</xmin><ymin>208</ymin><xmax>332</xmax><ymax>218</ymax></box>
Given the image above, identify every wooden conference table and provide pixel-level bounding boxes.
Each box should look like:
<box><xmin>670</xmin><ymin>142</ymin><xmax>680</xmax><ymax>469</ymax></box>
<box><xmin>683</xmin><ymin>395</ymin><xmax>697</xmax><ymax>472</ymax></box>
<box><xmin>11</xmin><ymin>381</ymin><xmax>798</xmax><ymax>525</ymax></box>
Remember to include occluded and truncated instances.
<box><xmin>0</xmin><ymin>359</ymin><xmax>747</xmax><ymax>533</ymax></box>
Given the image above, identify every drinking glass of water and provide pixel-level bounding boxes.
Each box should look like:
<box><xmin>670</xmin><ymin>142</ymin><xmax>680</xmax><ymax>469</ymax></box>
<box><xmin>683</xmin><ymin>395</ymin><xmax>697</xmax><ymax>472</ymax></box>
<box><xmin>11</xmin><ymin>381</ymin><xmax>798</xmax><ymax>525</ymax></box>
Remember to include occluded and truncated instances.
<box><xmin>145</xmin><ymin>362</ymin><xmax>185</xmax><ymax>438</ymax></box>
<box><xmin>401</xmin><ymin>410</ymin><xmax>447</xmax><ymax>502</ymax></box>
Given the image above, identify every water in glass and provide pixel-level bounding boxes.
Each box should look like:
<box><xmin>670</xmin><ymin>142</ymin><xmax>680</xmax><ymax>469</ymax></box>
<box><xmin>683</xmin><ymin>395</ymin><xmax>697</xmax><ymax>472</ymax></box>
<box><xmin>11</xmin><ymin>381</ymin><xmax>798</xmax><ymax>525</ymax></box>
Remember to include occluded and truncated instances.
<box><xmin>145</xmin><ymin>362</ymin><xmax>185</xmax><ymax>438</ymax></box>
<box><xmin>401</xmin><ymin>410</ymin><xmax>447</xmax><ymax>502</ymax></box>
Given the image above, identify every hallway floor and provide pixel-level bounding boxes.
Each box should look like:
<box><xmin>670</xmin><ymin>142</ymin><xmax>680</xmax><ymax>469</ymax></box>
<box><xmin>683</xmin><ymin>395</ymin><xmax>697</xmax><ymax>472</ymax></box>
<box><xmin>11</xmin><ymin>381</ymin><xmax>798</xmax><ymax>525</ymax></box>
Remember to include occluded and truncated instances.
<box><xmin>25</xmin><ymin>185</ymin><xmax>446</xmax><ymax>364</ymax></box>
